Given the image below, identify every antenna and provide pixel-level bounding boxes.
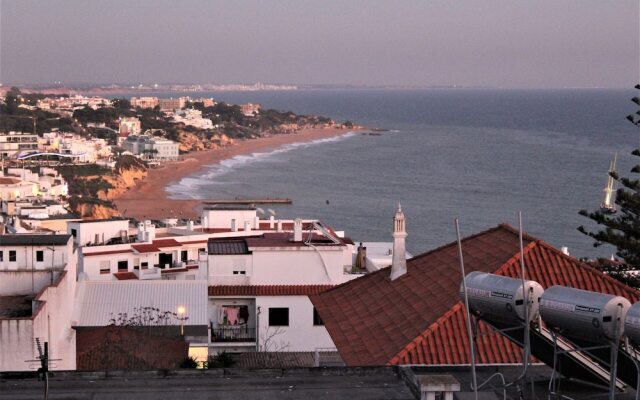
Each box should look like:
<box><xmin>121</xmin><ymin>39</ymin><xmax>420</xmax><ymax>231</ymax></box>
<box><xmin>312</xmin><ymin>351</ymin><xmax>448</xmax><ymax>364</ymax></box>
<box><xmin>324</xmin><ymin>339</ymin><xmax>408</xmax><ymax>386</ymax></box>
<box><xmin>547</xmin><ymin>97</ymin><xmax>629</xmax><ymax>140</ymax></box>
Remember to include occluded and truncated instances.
<box><xmin>455</xmin><ymin>219</ymin><xmax>478</xmax><ymax>400</ymax></box>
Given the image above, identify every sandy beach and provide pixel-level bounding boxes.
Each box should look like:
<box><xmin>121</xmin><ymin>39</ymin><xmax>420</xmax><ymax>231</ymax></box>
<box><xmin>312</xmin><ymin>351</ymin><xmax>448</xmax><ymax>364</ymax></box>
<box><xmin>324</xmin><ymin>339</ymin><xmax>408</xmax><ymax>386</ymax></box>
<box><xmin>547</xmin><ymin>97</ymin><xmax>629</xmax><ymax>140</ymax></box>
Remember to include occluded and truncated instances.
<box><xmin>113</xmin><ymin>127</ymin><xmax>360</xmax><ymax>220</ymax></box>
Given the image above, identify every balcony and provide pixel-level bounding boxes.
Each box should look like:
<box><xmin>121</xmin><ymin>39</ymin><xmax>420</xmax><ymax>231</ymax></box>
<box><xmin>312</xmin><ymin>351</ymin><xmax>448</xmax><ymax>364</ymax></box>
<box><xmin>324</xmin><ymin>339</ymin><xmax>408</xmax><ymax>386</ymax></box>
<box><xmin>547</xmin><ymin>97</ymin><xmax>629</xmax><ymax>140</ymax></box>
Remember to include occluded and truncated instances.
<box><xmin>210</xmin><ymin>326</ymin><xmax>256</xmax><ymax>343</ymax></box>
<box><xmin>133</xmin><ymin>267</ymin><xmax>161</xmax><ymax>280</ymax></box>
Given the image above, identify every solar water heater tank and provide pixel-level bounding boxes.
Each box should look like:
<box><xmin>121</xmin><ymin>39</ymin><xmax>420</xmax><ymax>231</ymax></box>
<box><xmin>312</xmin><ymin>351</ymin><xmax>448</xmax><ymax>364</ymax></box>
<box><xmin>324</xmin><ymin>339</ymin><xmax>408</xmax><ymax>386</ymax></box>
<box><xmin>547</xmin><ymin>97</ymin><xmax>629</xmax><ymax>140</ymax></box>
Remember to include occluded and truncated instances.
<box><xmin>624</xmin><ymin>302</ymin><xmax>640</xmax><ymax>346</ymax></box>
<box><xmin>460</xmin><ymin>271</ymin><xmax>544</xmax><ymax>324</ymax></box>
<box><xmin>540</xmin><ymin>286</ymin><xmax>631</xmax><ymax>343</ymax></box>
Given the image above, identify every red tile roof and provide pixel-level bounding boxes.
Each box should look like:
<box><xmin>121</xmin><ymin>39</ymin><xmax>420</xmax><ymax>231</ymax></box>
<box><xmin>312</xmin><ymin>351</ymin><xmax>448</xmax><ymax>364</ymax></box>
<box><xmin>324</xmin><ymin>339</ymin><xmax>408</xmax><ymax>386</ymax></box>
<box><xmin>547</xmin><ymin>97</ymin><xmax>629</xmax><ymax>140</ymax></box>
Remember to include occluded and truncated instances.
<box><xmin>209</xmin><ymin>285</ymin><xmax>334</xmax><ymax>296</ymax></box>
<box><xmin>113</xmin><ymin>272</ymin><xmax>137</xmax><ymax>280</ymax></box>
<box><xmin>311</xmin><ymin>224</ymin><xmax>640</xmax><ymax>367</ymax></box>
<box><xmin>76</xmin><ymin>326</ymin><xmax>188</xmax><ymax>370</ymax></box>
<box><xmin>131</xmin><ymin>238</ymin><xmax>181</xmax><ymax>253</ymax></box>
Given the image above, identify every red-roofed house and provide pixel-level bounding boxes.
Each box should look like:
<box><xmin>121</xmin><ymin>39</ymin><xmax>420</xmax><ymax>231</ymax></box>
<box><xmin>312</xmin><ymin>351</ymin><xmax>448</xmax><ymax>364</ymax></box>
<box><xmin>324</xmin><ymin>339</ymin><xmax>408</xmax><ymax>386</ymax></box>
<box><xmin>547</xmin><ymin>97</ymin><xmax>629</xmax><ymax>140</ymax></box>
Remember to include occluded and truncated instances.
<box><xmin>311</xmin><ymin>224</ymin><xmax>640</xmax><ymax>366</ymax></box>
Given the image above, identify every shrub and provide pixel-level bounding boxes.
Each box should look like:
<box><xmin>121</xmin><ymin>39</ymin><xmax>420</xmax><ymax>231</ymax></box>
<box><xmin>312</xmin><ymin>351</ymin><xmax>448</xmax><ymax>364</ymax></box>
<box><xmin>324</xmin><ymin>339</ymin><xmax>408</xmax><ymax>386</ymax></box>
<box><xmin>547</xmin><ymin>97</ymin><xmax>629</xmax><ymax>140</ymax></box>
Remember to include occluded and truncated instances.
<box><xmin>178</xmin><ymin>356</ymin><xmax>198</xmax><ymax>369</ymax></box>
<box><xmin>207</xmin><ymin>351</ymin><xmax>235</xmax><ymax>368</ymax></box>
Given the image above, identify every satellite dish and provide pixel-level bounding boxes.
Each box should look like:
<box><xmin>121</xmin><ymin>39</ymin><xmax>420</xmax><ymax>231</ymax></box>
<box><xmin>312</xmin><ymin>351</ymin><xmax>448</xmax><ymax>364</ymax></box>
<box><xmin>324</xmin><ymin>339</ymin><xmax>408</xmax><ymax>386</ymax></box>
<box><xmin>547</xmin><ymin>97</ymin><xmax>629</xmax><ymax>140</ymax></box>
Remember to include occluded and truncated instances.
<box><xmin>256</xmin><ymin>207</ymin><xmax>265</xmax><ymax>216</ymax></box>
<box><xmin>267</xmin><ymin>209</ymin><xmax>276</xmax><ymax>216</ymax></box>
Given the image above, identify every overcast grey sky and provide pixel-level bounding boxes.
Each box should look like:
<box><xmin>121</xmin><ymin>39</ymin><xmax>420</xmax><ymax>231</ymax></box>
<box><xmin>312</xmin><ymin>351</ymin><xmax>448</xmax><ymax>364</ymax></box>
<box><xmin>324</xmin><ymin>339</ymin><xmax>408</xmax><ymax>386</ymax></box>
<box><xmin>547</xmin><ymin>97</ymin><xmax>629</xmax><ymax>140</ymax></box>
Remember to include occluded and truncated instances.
<box><xmin>0</xmin><ymin>0</ymin><xmax>637</xmax><ymax>88</ymax></box>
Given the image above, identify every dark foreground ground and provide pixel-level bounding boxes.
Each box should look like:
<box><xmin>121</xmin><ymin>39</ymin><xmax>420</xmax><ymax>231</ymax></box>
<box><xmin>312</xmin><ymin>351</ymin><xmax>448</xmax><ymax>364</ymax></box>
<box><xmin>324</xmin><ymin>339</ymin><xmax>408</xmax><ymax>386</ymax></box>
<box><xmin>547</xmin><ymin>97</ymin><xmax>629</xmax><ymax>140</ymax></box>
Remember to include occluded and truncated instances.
<box><xmin>0</xmin><ymin>366</ymin><xmax>637</xmax><ymax>400</ymax></box>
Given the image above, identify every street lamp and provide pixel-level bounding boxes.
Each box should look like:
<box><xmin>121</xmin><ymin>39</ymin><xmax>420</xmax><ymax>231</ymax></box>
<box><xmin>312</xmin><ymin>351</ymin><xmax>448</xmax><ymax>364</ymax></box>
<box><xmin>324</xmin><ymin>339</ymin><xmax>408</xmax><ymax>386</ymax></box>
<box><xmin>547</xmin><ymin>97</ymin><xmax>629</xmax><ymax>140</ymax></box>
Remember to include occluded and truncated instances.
<box><xmin>177</xmin><ymin>306</ymin><xmax>186</xmax><ymax>336</ymax></box>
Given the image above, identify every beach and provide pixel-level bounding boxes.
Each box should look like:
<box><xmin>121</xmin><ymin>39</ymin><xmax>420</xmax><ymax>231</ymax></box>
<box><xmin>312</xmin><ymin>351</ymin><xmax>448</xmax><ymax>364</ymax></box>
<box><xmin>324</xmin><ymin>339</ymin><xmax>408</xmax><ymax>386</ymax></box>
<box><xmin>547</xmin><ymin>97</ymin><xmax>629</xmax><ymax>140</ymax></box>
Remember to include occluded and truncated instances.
<box><xmin>113</xmin><ymin>127</ymin><xmax>359</xmax><ymax>220</ymax></box>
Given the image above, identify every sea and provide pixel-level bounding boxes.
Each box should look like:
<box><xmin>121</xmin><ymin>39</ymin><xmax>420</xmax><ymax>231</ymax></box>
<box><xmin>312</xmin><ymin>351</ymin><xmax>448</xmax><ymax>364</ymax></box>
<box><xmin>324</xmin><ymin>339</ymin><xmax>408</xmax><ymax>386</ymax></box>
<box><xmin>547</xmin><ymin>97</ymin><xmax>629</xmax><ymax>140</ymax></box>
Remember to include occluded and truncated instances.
<box><xmin>124</xmin><ymin>89</ymin><xmax>639</xmax><ymax>258</ymax></box>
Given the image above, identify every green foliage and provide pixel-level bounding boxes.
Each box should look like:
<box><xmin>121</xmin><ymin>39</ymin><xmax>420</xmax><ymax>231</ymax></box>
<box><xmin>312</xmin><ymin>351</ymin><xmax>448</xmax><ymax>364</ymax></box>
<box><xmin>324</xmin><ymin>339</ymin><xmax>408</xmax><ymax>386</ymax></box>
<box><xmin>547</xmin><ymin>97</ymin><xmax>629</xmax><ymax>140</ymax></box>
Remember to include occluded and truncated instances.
<box><xmin>578</xmin><ymin>96</ymin><xmax>640</xmax><ymax>287</ymax></box>
<box><xmin>178</xmin><ymin>356</ymin><xmax>199</xmax><ymax>369</ymax></box>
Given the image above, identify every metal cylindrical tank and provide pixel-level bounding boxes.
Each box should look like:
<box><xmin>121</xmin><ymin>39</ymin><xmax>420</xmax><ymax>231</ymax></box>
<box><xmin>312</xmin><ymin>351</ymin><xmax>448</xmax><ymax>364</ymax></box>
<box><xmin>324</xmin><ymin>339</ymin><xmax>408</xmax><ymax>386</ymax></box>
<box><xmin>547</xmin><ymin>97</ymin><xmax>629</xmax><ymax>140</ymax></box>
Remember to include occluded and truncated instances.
<box><xmin>540</xmin><ymin>286</ymin><xmax>631</xmax><ymax>343</ymax></box>
<box><xmin>460</xmin><ymin>271</ymin><xmax>544</xmax><ymax>324</ymax></box>
<box><xmin>624</xmin><ymin>302</ymin><xmax>640</xmax><ymax>346</ymax></box>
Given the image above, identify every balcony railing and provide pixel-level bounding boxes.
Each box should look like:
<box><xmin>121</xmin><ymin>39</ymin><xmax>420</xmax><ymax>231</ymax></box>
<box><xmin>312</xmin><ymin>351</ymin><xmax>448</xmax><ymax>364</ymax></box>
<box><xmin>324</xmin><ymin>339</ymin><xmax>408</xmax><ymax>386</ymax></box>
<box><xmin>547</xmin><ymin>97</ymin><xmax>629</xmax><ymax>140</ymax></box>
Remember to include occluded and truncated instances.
<box><xmin>210</xmin><ymin>326</ymin><xmax>256</xmax><ymax>343</ymax></box>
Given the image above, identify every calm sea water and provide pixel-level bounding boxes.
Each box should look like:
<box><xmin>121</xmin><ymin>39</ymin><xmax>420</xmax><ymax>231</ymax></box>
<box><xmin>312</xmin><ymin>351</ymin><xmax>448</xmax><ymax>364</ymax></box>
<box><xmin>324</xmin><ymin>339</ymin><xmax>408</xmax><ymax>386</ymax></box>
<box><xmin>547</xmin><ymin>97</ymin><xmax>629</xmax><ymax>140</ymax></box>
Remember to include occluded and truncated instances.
<box><xmin>149</xmin><ymin>89</ymin><xmax>636</xmax><ymax>258</ymax></box>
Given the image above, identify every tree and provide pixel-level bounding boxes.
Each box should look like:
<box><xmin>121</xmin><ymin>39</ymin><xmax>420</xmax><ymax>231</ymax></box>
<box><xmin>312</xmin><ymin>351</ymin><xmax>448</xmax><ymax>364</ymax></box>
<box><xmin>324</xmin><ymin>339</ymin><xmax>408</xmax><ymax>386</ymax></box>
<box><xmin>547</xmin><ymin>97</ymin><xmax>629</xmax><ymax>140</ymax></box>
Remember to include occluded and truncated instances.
<box><xmin>578</xmin><ymin>88</ymin><xmax>640</xmax><ymax>288</ymax></box>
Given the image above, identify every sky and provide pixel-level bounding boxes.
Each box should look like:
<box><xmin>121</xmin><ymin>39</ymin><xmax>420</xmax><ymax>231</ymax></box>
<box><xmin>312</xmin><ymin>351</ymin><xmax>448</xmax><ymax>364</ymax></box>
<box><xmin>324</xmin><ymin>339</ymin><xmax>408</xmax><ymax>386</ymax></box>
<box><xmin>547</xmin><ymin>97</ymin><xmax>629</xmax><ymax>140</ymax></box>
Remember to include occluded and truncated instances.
<box><xmin>0</xmin><ymin>0</ymin><xmax>638</xmax><ymax>88</ymax></box>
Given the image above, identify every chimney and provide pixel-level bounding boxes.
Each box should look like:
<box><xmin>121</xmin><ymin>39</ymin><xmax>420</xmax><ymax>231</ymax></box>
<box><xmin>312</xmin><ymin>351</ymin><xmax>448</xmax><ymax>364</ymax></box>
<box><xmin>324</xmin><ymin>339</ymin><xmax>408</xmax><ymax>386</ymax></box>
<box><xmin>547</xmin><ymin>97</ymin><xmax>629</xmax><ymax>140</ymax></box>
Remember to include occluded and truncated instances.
<box><xmin>561</xmin><ymin>246</ymin><xmax>570</xmax><ymax>256</ymax></box>
<box><xmin>187</xmin><ymin>220</ymin><xmax>194</xmax><ymax>231</ymax></box>
<box><xmin>244</xmin><ymin>220</ymin><xmax>252</xmax><ymax>233</ymax></box>
<box><xmin>269</xmin><ymin>215</ymin><xmax>275</xmax><ymax>229</ymax></box>
<box><xmin>230</xmin><ymin>219</ymin><xmax>237</xmax><ymax>232</ymax></box>
<box><xmin>254</xmin><ymin>216</ymin><xmax>260</xmax><ymax>230</ymax></box>
<box><xmin>390</xmin><ymin>203</ymin><xmax>407</xmax><ymax>281</ymax></box>
<box><xmin>293</xmin><ymin>218</ymin><xmax>303</xmax><ymax>242</ymax></box>
<box><xmin>277</xmin><ymin>220</ymin><xmax>282</xmax><ymax>232</ymax></box>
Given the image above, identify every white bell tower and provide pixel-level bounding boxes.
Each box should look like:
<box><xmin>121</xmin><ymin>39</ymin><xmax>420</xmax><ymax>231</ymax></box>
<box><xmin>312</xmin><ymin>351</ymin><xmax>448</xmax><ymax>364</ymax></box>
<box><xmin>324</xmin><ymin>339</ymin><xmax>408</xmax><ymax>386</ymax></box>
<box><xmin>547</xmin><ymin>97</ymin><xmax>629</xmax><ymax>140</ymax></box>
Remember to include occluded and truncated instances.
<box><xmin>390</xmin><ymin>203</ymin><xmax>407</xmax><ymax>281</ymax></box>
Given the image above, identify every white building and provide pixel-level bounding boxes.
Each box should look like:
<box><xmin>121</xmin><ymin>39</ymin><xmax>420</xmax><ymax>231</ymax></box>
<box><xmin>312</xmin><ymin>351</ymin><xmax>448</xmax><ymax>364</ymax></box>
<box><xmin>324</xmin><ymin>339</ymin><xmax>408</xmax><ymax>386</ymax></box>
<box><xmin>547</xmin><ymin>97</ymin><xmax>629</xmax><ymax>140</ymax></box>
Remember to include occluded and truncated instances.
<box><xmin>70</xmin><ymin>206</ymin><xmax>411</xmax><ymax>362</ymax></box>
<box><xmin>0</xmin><ymin>234</ymin><xmax>77</xmax><ymax>372</ymax></box>
<box><xmin>130</xmin><ymin>97</ymin><xmax>159</xmax><ymax>109</ymax></box>
<box><xmin>0</xmin><ymin>131</ymin><xmax>39</xmax><ymax>158</ymax></box>
<box><xmin>122</xmin><ymin>134</ymin><xmax>179</xmax><ymax>161</ymax></box>
<box><xmin>172</xmin><ymin>109</ymin><xmax>214</xmax><ymax>130</ymax></box>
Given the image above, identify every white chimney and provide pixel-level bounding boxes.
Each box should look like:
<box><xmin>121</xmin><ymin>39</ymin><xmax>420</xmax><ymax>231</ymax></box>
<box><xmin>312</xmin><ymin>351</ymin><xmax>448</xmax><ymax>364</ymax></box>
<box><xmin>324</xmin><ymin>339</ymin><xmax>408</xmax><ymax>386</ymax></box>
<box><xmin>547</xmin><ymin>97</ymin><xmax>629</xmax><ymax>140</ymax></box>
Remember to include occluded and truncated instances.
<box><xmin>390</xmin><ymin>203</ymin><xmax>407</xmax><ymax>281</ymax></box>
<box><xmin>203</xmin><ymin>215</ymin><xmax>209</xmax><ymax>229</ymax></box>
<box><xmin>561</xmin><ymin>246</ymin><xmax>570</xmax><ymax>256</ymax></box>
<box><xmin>277</xmin><ymin>220</ymin><xmax>282</xmax><ymax>232</ymax></box>
<box><xmin>137</xmin><ymin>222</ymin><xmax>146</xmax><ymax>242</ymax></box>
<box><xmin>231</xmin><ymin>219</ymin><xmax>237</xmax><ymax>232</ymax></box>
<box><xmin>293</xmin><ymin>218</ymin><xmax>303</xmax><ymax>242</ymax></box>
<box><xmin>187</xmin><ymin>220</ymin><xmax>194</xmax><ymax>231</ymax></box>
<box><xmin>254</xmin><ymin>216</ymin><xmax>260</xmax><ymax>230</ymax></box>
<box><xmin>269</xmin><ymin>215</ymin><xmax>275</xmax><ymax>229</ymax></box>
<box><xmin>244</xmin><ymin>220</ymin><xmax>252</xmax><ymax>233</ymax></box>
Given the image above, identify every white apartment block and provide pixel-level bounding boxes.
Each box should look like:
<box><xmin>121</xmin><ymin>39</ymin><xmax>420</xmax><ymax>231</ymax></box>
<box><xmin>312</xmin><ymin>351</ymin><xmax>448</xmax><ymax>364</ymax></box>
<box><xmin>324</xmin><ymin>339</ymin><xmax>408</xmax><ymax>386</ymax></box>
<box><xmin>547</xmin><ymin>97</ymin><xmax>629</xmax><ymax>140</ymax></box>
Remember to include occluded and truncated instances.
<box><xmin>0</xmin><ymin>234</ymin><xmax>77</xmax><ymax>372</ymax></box>
<box><xmin>0</xmin><ymin>131</ymin><xmax>39</xmax><ymax>158</ymax></box>
<box><xmin>122</xmin><ymin>135</ymin><xmax>179</xmax><ymax>161</ymax></box>
<box><xmin>130</xmin><ymin>97</ymin><xmax>159</xmax><ymax>109</ymax></box>
<box><xmin>72</xmin><ymin>206</ymin><xmax>378</xmax><ymax>361</ymax></box>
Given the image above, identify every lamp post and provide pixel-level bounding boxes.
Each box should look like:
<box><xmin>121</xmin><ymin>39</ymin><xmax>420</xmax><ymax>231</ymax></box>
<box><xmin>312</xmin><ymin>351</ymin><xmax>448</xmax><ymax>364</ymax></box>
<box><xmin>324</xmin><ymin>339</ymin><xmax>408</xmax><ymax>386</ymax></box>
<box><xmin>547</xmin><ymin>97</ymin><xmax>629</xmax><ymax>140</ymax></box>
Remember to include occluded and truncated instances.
<box><xmin>177</xmin><ymin>306</ymin><xmax>186</xmax><ymax>336</ymax></box>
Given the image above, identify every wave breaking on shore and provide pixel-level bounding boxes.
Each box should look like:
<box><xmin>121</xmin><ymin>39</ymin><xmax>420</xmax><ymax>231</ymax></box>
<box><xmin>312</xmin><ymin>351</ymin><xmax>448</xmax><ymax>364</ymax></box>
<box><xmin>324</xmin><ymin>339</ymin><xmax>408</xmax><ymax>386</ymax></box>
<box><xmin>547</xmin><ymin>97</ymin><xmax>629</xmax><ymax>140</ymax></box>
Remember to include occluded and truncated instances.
<box><xmin>166</xmin><ymin>131</ymin><xmax>357</xmax><ymax>199</ymax></box>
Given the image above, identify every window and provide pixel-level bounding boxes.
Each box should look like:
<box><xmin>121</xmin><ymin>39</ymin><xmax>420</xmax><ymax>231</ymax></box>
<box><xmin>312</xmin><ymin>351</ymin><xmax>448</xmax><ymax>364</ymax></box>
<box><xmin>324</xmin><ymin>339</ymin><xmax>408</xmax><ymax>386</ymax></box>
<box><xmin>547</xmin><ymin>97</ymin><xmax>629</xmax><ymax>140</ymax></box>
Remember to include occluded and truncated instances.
<box><xmin>181</xmin><ymin>250</ymin><xmax>188</xmax><ymax>262</ymax></box>
<box><xmin>70</xmin><ymin>229</ymin><xmax>77</xmax><ymax>238</ymax></box>
<box><xmin>133</xmin><ymin>258</ymin><xmax>140</xmax><ymax>270</ymax></box>
<box><xmin>100</xmin><ymin>268</ymin><xmax>110</xmax><ymax>275</ymax></box>
<box><xmin>117</xmin><ymin>260</ymin><xmax>128</xmax><ymax>271</ymax></box>
<box><xmin>313</xmin><ymin>307</ymin><xmax>324</xmax><ymax>326</ymax></box>
<box><xmin>9</xmin><ymin>251</ymin><xmax>16</xmax><ymax>262</ymax></box>
<box><xmin>233</xmin><ymin>271</ymin><xmax>246</xmax><ymax>275</ymax></box>
<box><xmin>35</xmin><ymin>250</ymin><xmax>44</xmax><ymax>262</ymax></box>
<box><xmin>0</xmin><ymin>251</ymin><xmax>3</xmax><ymax>261</ymax></box>
<box><xmin>268</xmin><ymin>308</ymin><xmax>289</xmax><ymax>326</ymax></box>
<box><xmin>141</xmin><ymin>261</ymin><xmax>148</xmax><ymax>269</ymax></box>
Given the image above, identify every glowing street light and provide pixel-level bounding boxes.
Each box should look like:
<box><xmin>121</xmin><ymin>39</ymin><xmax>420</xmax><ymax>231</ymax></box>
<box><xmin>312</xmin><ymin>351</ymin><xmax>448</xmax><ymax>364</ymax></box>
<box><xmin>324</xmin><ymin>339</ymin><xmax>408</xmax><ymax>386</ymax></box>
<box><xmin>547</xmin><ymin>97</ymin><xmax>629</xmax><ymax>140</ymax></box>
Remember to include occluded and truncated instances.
<box><xmin>177</xmin><ymin>306</ymin><xmax>186</xmax><ymax>336</ymax></box>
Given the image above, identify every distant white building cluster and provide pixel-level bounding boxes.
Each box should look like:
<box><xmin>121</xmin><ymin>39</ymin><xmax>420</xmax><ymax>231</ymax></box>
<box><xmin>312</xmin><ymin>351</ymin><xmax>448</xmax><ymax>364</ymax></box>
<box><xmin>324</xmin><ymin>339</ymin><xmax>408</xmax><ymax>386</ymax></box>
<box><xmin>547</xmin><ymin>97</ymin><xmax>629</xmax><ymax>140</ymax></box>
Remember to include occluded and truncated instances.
<box><xmin>172</xmin><ymin>108</ymin><xmax>214</xmax><ymax>129</ymax></box>
<box><xmin>37</xmin><ymin>95</ymin><xmax>112</xmax><ymax>111</ymax></box>
<box><xmin>41</xmin><ymin>132</ymin><xmax>111</xmax><ymax>163</ymax></box>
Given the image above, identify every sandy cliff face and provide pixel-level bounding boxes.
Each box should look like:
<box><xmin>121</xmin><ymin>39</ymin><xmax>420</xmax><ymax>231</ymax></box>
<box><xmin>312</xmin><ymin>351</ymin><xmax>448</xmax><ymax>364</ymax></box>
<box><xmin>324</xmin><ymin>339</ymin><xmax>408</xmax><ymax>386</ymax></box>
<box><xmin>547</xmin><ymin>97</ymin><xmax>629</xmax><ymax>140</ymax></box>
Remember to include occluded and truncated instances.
<box><xmin>98</xmin><ymin>167</ymin><xmax>147</xmax><ymax>201</ymax></box>
<box><xmin>178</xmin><ymin>131</ymin><xmax>235</xmax><ymax>152</ymax></box>
<box><xmin>74</xmin><ymin>203</ymin><xmax>120</xmax><ymax>219</ymax></box>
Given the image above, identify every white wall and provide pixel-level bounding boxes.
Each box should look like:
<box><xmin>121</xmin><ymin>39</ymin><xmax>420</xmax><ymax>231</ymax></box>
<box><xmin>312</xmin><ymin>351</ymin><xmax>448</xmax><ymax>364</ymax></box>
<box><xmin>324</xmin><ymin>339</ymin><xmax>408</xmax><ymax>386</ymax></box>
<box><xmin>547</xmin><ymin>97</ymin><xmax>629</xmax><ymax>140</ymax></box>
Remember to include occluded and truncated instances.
<box><xmin>202</xmin><ymin>209</ymin><xmax>258</xmax><ymax>230</ymax></box>
<box><xmin>256</xmin><ymin>296</ymin><xmax>335</xmax><ymax>352</ymax></box>
<box><xmin>67</xmin><ymin>219</ymin><xmax>130</xmax><ymax>247</ymax></box>
<box><xmin>0</xmin><ymin>243</ymin><xmax>70</xmax><ymax>272</ymax></box>
<box><xmin>0</xmin><ymin>245</ymin><xmax>77</xmax><ymax>372</ymax></box>
<box><xmin>251</xmin><ymin>248</ymin><xmax>351</xmax><ymax>285</ymax></box>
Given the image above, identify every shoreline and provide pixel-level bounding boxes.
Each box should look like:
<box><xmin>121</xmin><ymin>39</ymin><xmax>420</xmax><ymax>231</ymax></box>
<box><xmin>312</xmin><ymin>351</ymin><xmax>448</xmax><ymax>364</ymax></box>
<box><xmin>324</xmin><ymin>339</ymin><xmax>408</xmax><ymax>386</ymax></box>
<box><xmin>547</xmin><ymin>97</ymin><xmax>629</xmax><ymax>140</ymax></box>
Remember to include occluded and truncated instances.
<box><xmin>113</xmin><ymin>127</ymin><xmax>363</xmax><ymax>220</ymax></box>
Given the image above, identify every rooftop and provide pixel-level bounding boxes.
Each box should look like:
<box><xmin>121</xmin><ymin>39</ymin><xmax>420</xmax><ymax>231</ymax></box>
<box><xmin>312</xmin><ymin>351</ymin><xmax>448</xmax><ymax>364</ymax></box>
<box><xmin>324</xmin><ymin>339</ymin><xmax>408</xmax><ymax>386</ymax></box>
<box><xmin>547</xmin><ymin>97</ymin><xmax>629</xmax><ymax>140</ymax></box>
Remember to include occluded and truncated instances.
<box><xmin>311</xmin><ymin>224</ymin><xmax>640</xmax><ymax>366</ymax></box>
<box><xmin>0</xmin><ymin>234</ymin><xmax>71</xmax><ymax>246</ymax></box>
<box><xmin>209</xmin><ymin>285</ymin><xmax>334</xmax><ymax>296</ymax></box>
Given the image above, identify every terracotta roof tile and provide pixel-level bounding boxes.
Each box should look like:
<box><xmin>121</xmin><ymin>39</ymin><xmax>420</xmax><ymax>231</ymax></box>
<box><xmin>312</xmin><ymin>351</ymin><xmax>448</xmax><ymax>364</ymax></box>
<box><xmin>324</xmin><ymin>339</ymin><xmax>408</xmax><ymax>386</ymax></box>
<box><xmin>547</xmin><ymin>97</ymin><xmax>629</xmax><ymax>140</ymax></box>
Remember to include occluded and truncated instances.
<box><xmin>311</xmin><ymin>224</ymin><xmax>640</xmax><ymax>366</ymax></box>
<box><xmin>209</xmin><ymin>285</ymin><xmax>334</xmax><ymax>296</ymax></box>
<box><xmin>113</xmin><ymin>272</ymin><xmax>137</xmax><ymax>280</ymax></box>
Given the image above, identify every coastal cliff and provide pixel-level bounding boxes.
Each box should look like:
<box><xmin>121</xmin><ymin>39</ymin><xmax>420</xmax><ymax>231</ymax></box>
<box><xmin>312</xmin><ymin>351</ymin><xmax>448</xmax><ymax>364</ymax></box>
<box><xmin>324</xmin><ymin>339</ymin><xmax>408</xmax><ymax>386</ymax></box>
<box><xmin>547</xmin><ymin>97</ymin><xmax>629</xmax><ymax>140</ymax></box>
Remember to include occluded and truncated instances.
<box><xmin>59</xmin><ymin>156</ymin><xmax>148</xmax><ymax>219</ymax></box>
